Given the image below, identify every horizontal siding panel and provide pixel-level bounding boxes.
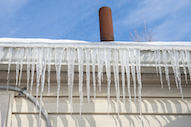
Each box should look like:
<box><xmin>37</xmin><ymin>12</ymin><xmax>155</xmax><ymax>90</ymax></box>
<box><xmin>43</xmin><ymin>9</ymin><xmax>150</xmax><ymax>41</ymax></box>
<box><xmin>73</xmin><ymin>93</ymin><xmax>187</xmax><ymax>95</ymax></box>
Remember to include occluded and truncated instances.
<box><xmin>11</xmin><ymin>114</ymin><xmax>46</xmax><ymax>127</ymax></box>
<box><xmin>11</xmin><ymin>114</ymin><xmax>191</xmax><ymax>127</ymax></box>
<box><xmin>13</xmin><ymin>98</ymin><xmax>191</xmax><ymax>114</ymax></box>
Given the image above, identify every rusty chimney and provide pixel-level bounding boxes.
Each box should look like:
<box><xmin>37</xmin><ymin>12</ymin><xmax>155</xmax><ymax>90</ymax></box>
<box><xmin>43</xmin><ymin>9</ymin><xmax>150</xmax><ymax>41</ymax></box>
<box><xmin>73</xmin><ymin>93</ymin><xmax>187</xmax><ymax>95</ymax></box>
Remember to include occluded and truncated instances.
<box><xmin>99</xmin><ymin>6</ymin><xmax>114</xmax><ymax>42</ymax></box>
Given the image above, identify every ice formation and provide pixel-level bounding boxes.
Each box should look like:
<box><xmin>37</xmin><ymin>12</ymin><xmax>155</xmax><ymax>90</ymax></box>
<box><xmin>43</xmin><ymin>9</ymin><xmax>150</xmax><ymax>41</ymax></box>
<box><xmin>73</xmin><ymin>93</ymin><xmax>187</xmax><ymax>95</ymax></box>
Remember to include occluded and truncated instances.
<box><xmin>6</xmin><ymin>47</ymin><xmax>12</xmax><ymax>92</ymax></box>
<box><xmin>77</xmin><ymin>48</ymin><xmax>84</xmax><ymax>115</ymax></box>
<box><xmin>0</xmin><ymin>38</ymin><xmax>191</xmax><ymax>117</ymax></box>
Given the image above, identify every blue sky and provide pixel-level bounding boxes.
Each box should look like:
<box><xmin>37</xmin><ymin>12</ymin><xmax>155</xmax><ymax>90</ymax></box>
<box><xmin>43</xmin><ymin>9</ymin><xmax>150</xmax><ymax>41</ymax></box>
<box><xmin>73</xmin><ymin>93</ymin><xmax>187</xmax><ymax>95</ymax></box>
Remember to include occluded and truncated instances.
<box><xmin>0</xmin><ymin>0</ymin><xmax>190</xmax><ymax>42</ymax></box>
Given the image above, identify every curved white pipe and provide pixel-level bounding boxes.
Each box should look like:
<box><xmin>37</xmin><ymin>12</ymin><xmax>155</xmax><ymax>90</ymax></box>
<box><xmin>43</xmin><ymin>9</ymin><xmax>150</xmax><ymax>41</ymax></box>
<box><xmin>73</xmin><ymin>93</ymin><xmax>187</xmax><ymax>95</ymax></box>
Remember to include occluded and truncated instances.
<box><xmin>0</xmin><ymin>85</ymin><xmax>52</xmax><ymax>127</ymax></box>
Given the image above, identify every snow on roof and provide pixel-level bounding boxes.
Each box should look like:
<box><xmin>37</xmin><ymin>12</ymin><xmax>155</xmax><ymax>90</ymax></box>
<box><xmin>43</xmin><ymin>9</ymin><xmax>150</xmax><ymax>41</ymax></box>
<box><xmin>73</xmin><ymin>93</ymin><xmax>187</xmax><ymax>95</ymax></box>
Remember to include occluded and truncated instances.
<box><xmin>0</xmin><ymin>38</ymin><xmax>191</xmax><ymax>50</ymax></box>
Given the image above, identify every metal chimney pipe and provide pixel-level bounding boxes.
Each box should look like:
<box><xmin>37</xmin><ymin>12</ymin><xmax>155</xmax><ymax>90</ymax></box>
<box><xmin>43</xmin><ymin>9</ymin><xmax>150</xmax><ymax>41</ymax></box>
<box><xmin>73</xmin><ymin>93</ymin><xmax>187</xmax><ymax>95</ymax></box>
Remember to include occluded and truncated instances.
<box><xmin>99</xmin><ymin>6</ymin><xmax>114</xmax><ymax>42</ymax></box>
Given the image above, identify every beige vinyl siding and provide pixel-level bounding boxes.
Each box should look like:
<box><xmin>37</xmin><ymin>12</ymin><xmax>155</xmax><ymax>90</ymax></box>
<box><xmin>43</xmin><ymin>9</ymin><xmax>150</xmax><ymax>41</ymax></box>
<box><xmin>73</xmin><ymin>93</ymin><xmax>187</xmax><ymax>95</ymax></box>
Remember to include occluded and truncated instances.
<box><xmin>11</xmin><ymin>114</ymin><xmax>191</xmax><ymax>127</ymax></box>
<box><xmin>0</xmin><ymin>70</ymin><xmax>190</xmax><ymax>127</ymax></box>
<box><xmin>11</xmin><ymin>84</ymin><xmax>191</xmax><ymax>127</ymax></box>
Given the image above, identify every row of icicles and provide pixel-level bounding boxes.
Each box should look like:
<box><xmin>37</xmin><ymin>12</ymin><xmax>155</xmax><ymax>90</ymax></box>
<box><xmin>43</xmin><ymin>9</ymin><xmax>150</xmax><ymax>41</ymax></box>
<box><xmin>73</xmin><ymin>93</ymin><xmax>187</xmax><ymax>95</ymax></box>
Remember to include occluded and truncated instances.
<box><xmin>1</xmin><ymin>47</ymin><xmax>191</xmax><ymax>117</ymax></box>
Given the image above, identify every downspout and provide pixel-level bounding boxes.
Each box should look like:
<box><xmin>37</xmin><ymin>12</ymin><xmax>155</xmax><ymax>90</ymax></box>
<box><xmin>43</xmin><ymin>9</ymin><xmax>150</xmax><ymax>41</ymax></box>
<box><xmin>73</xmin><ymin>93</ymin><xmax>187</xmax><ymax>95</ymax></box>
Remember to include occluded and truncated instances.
<box><xmin>99</xmin><ymin>6</ymin><xmax>114</xmax><ymax>41</ymax></box>
<box><xmin>0</xmin><ymin>85</ymin><xmax>52</xmax><ymax>127</ymax></box>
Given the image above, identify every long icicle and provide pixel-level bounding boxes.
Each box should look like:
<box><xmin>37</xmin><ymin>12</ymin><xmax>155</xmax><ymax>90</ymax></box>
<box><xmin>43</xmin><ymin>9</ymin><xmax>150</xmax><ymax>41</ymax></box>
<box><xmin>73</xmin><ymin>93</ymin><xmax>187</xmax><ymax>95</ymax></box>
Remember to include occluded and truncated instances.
<box><xmin>55</xmin><ymin>48</ymin><xmax>64</xmax><ymax>112</ymax></box>
<box><xmin>26</xmin><ymin>48</ymin><xmax>31</xmax><ymax>91</ymax></box>
<box><xmin>125</xmin><ymin>49</ymin><xmax>132</xmax><ymax>112</ymax></box>
<box><xmin>129</xmin><ymin>49</ymin><xmax>136</xmax><ymax>101</ymax></box>
<box><xmin>91</xmin><ymin>48</ymin><xmax>97</xmax><ymax>102</ymax></box>
<box><xmin>85</xmin><ymin>49</ymin><xmax>91</xmax><ymax>103</ymax></box>
<box><xmin>77</xmin><ymin>48</ymin><xmax>84</xmax><ymax>115</ymax></box>
<box><xmin>7</xmin><ymin>47</ymin><xmax>12</xmax><ymax>92</ymax></box>
<box><xmin>67</xmin><ymin>48</ymin><xmax>75</xmax><ymax>113</ymax></box>
<box><xmin>16</xmin><ymin>48</ymin><xmax>20</xmax><ymax>86</ymax></box>
<box><xmin>97</xmin><ymin>49</ymin><xmax>104</xmax><ymax>92</ymax></box>
<box><xmin>39</xmin><ymin>48</ymin><xmax>47</xmax><ymax>124</ymax></box>
<box><xmin>36</xmin><ymin>48</ymin><xmax>43</xmax><ymax>105</ymax></box>
<box><xmin>169</xmin><ymin>50</ymin><xmax>179</xmax><ymax>89</ymax></box>
<box><xmin>104</xmin><ymin>48</ymin><xmax>111</xmax><ymax>114</ymax></box>
<box><xmin>157</xmin><ymin>50</ymin><xmax>163</xmax><ymax>89</ymax></box>
<box><xmin>30</xmin><ymin>48</ymin><xmax>36</xmax><ymax>95</ymax></box>
<box><xmin>136</xmin><ymin>49</ymin><xmax>142</xmax><ymax>115</ymax></box>
<box><xmin>47</xmin><ymin>48</ymin><xmax>52</xmax><ymax>95</ymax></box>
<box><xmin>175</xmin><ymin>51</ymin><xmax>183</xmax><ymax>99</ymax></box>
<box><xmin>180</xmin><ymin>50</ymin><xmax>188</xmax><ymax>84</ymax></box>
<box><xmin>18</xmin><ymin>48</ymin><xmax>24</xmax><ymax>86</ymax></box>
<box><xmin>113</xmin><ymin>49</ymin><xmax>120</xmax><ymax>116</ymax></box>
<box><xmin>154</xmin><ymin>50</ymin><xmax>159</xmax><ymax>75</ymax></box>
<box><xmin>162</xmin><ymin>50</ymin><xmax>171</xmax><ymax>90</ymax></box>
<box><xmin>119</xmin><ymin>49</ymin><xmax>126</xmax><ymax>106</ymax></box>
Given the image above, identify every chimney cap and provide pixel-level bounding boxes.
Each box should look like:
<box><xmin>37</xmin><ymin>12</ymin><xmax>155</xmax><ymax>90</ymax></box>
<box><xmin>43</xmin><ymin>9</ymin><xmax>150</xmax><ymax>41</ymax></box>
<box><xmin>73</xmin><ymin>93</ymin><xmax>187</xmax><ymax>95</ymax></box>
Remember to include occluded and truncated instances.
<box><xmin>99</xmin><ymin>6</ymin><xmax>114</xmax><ymax>42</ymax></box>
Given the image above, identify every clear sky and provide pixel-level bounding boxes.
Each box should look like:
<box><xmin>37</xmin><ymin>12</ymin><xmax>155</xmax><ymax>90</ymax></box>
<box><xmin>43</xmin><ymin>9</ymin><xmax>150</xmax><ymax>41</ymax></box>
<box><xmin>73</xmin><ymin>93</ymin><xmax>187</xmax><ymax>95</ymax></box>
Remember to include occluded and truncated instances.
<box><xmin>0</xmin><ymin>0</ymin><xmax>190</xmax><ymax>42</ymax></box>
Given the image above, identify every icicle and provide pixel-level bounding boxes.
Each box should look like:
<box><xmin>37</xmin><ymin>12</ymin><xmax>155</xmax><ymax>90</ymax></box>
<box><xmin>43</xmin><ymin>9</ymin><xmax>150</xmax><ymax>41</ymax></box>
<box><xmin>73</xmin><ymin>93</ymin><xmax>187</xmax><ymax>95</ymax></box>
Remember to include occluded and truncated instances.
<box><xmin>41</xmin><ymin>48</ymin><xmax>47</xmax><ymax>95</ymax></box>
<box><xmin>125</xmin><ymin>49</ymin><xmax>132</xmax><ymax>112</ymax></box>
<box><xmin>154</xmin><ymin>50</ymin><xmax>159</xmax><ymax>75</ymax></box>
<box><xmin>162</xmin><ymin>50</ymin><xmax>171</xmax><ymax>90</ymax></box>
<box><xmin>91</xmin><ymin>48</ymin><xmax>97</xmax><ymax>101</ymax></box>
<box><xmin>0</xmin><ymin>47</ymin><xmax>3</xmax><ymax>62</ymax></box>
<box><xmin>157</xmin><ymin>50</ymin><xmax>163</xmax><ymax>89</ymax></box>
<box><xmin>180</xmin><ymin>50</ymin><xmax>188</xmax><ymax>84</ymax></box>
<box><xmin>15</xmin><ymin>49</ymin><xmax>20</xmax><ymax>86</ymax></box>
<box><xmin>77</xmin><ymin>48</ymin><xmax>84</xmax><ymax>115</ymax></box>
<box><xmin>36</xmin><ymin>48</ymin><xmax>43</xmax><ymax>105</ymax></box>
<box><xmin>112</xmin><ymin>49</ymin><xmax>120</xmax><ymax>115</ymax></box>
<box><xmin>26</xmin><ymin>48</ymin><xmax>31</xmax><ymax>91</ymax></box>
<box><xmin>136</xmin><ymin>49</ymin><xmax>142</xmax><ymax>115</ymax></box>
<box><xmin>47</xmin><ymin>48</ymin><xmax>52</xmax><ymax>95</ymax></box>
<box><xmin>97</xmin><ymin>49</ymin><xmax>104</xmax><ymax>91</ymax></box>
<box><xmin>85</xmin><ymin>49</ymin><xmax>91</xmax><ymax>103</ymax></box>
<box><xmin>129</xmin><ymin>49</ymin><xmax>136</xmax><ymax>101</ymax></box>
<box><xmin>67</xmin><ymin>48</ymin><xmax>75</xmax><ymax>113</ymax></box>
<box><xmin>55</xmin><ymin>48</ymin><xmax>64</xmax><ymax>112</ymax></box>
<box><xmin>104</xmin><ymin>48</ymin><xmax>111</xmax><ymax>113</ymax></box>
<box><xmin>30</xmin><ymin>48</ymin><xmax>36</xmax><ymax>95</ymax></box>
<box><xmin>175</xmin><ymin>51</ymin><xmax>183</xmax><ymax>99</ymax></box>
<box><xmin>168</xmin><ymin>50</ymin><xmax>179</xmax><ymax>89</ymax></box>
<box><xmin>185</xmin><ymin>50</ymin><xmax>191</xmax><ymax>80</ymax></box>
<box><xmin>18</xmin><ymin>48</ymin><xmax>24</xmax><ymax>86</ymax></box>
<box><xmin>7</xmin><ymin>48</ymin><xmax>12</xmax><ymax>92</ymax></box>
<box><xmin>119</xmin><ymin>49</ymin><xmax>126</xmax><ymax>106</ymax></box>
<box><xmin>39</xmin><ymin>48</ymin><xmax>47</xmax><ymax>123</ymax></box>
